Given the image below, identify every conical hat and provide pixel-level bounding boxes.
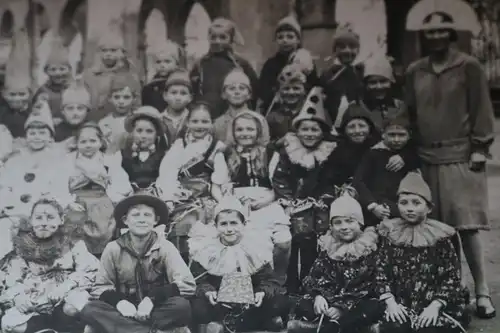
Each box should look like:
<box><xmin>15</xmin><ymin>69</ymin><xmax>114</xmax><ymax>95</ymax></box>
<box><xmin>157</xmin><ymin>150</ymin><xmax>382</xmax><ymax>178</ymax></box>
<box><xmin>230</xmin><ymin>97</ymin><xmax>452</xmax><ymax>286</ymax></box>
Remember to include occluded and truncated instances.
<box><xmin>292</xmin><ymin>86</ymin><xmax>331</xmax><ymax>129</ymax></box>
<box><xmin>329</xmin><ymin>193</ymin><xmax>364</xmax><ymax>225</ymax></box>
<box><xmin>332</xmin><ymin>24</ymin><xmax>360</xmax><ymax>49</ymax></box>
<box><xmin>25</xmin><ymin>100</ymin><xmax>55</xmax><ymax>134</ymax></box>
<box><xmin>289</xmin><ymin>48</ymin><xmax>314</xmax><ymax>74</ymax></box>
<box><xmin>4</xmin><ymin>29</ymin><xmax>32</xmax><ymax>91</ymax></box>
<box><xmin>98</xmin><ymin>26</ymin><xmax>125</xmax><ymax>49</ymax></box>
<box><xmin>62</xmin><ymin>78</ymin><xmax>91</xmax><ymax>108</ymax></box>
<box><xmin>276</xmin><ymin>14</ymin><xmax>301</xmax><ymax>38</ymax></box>
<box><xmin>214</xmin><ymin>195</ymin><xmax>249</xmax><ymax>221</ymax></box>
<box><xmin>44</xmin><ymin>36</ymin><xmax>70</xmax><ymax>68</ymax></box>
<box><xmin>398</xmin><ymin>170</ymin><xmax>432</xmax><ymax>203</ymax></box>
<box><xmin>364</xmin><ymin>54</ymin><xmax>395</xmax><ymax>82</ymax></box>
<box><xmin>278</xmin><ymin>64</ymin><xmax>307</xmax><ymax>87</ymax></box>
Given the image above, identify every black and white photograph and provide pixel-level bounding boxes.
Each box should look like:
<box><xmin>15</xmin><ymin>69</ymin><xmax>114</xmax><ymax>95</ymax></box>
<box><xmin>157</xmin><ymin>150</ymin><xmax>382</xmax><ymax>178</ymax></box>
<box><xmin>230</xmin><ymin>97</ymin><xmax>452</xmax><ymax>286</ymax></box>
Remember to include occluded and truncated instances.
<box><xmin>0</xmin><ymin>0</ymin><xmax>498</xmax><ymax>332</ymax></box>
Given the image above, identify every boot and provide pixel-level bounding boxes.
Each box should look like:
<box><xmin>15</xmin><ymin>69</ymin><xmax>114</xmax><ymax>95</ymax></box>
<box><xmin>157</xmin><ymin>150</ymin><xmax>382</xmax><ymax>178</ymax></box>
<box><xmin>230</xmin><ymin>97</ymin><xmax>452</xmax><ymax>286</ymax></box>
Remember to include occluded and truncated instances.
<box><xmin>287</xmin><ymin>320</ymin><xmax>317</xmax><ymax>333</ymax></box>
<box><xmin>265</xmin><ymin>316</ymin><xmax>284</xmax><ymax>332</ymax></box>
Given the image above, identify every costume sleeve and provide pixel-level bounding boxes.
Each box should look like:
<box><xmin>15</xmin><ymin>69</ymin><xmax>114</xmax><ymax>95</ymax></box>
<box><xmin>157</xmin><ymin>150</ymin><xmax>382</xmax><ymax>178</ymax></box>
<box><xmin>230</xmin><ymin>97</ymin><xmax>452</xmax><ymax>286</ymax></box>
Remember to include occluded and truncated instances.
<box><xmin>433</xmin><ymin>238</ymin><xmax>463</xmax><ymax>309</ymax></box>
<box><xmin>211</xmin><ymin>151</ymin><xmax>230</xmax><ymax>185</ymax></box>
<box><xmin>252</xmin><ymin>263</ymin><xmax>281</xmax><ymax>298</ymax></box>
<box><xmin>190</xmin><ymin>260</ymin><xmax>217</xmax><ymax>298</ymax></box>
<box><xmin>0</xmin><ymin>257</ymin><xmax>29</xmax><ymax>306</ymax></box>
<box><xmin>302</xmin><ymin>253</ymin><xmax>336</xmax><ymax>298</ymax></box>
<box><xmin>106</xmin><ymin>156</ymin><xmax>133</xmax><ymax>203</ymax></box>
<box><xmin>161</xmin><ymin>240</ymin><xmax>196</xmax><ymax>298</ymax></box>
<box><xmin>157</xmin><ymin>140</ymin><xmax>183</xmax><ymax>200</ymax></box>
<box><xmin>66</xmin><ymin>240</ymin><xmax>100</xmax><ymax>288</ymax></box>
<box><xmin>271</xmin><ymin>152</ymin><xmax>295</xmax><ymax>200</ymax></box>
<box><xmin>374</xmin><ymin>237</ymin><xmax>394</xmax><ymax>300</ymax></box>
<box><xmin>353</xmin><ymin>152</ymin><xmax>377</xmax><ymax>209</ymax></box>
<box><xmin>465</xmin><ymin>59</ymin><xmax>495</xmax><ymax>156</ymax></box>
<box><xmin>95</xmin><ymin>243</ymin><xmax>127</xmax><ymax>307</ymax></box>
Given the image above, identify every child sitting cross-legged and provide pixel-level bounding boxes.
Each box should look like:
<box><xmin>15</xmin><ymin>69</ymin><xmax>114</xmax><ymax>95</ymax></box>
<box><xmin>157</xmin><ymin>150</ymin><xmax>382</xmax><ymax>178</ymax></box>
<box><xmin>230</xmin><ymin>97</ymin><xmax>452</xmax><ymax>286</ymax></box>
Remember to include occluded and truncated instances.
<box><xmin>376</xmin><ymin>172</ymin><xmax>470</xmax><ymax>333</ymax></box>
<box><xmin>289</xmin><ymin>194</ymin><xmax>384</xmax><ymax>333</ymax></box>
<box><xmin>189</xmin><ymin>196</ymin><xmax>290</xmax><ymax>333</ymax></box>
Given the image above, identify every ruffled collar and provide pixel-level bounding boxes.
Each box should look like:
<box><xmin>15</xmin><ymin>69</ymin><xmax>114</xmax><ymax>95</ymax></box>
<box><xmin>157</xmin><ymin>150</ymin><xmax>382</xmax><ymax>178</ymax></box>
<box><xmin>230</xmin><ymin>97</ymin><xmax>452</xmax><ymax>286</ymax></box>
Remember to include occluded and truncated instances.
<box><xmin>188</xmin><ymin>222</ymin><xmax>273</xmax><ymax>276</ymax></box>
<box><xmin>377</xmin><ymin>218</ymin><xmax>456</xmax><ymax>248</ymax></box>
<box><xmin>283</xmin><ymin>133</ymin><xmax>337</xmax><ymax>169</ymax></box>
<box><xmin>318</xmin><ymin>227</ymin><xmax>378</xmax><ymax>261</ymax></box>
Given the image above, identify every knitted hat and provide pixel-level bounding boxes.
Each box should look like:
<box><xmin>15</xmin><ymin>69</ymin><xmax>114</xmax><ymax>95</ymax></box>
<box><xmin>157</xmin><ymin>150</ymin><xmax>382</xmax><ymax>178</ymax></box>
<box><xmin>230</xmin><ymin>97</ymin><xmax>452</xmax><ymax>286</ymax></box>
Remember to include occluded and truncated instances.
<box><xmin>398</xmin><ymin>171</ymin><xmax>432</xmax><ymax>203</ymax></box>
<box><xmin>44</xmin><ymin>37</ymin><xmax>70</xmax><ymax>69</ymax></box>
<box><xmin>339</xmin><ymin>103</ymin><xmax>375</xmax><ymax>134</ymax></box>
<box><xmin>332</xmin><ymin>25</ymin><xmax>360</xmax><ymax>50</ymax></box>
<box><xmin>223</xmin><ymin>68</ymin><xmax>251</xmax><ymax>89</ymax></box>
<box><xmin>98</xmin><ymin>27</ymin><xmax>125</xmax><ymax>49</ymax></box>
<box><xmin>62</xmin><ymin>79</ymin><xmax>91</xmax><ymax>108</ymax></box>
<box><xmin>165</xmin><ymin>69</ymin><xmax>192</xmax><ymax>91</ymax></box>
<box><xmin>148</xmin><ymin>39</ymin><xmax>183</xmax><ymax>64</ymax></box>
<box><xmin>289</xmin><ymin>48</ymin><xmax>314</xmax><ymax>74</ymax></box>
<box><xmin>382</xmin><ymin>112</ymin><xmax>410</xmax><ymax>131</ymax></box>
<box><xmin>292</xmin><ymin>86</ymin><xmax>331</xmax><ymax>130</ymax></box>
<box><xmin>109</xmin><ymin>72</ymin><xmax>141</xmax><ymax>94</ymax></box>
<box><xmin>4</xmin><ymin>29</ymin><xmax>32</xmax><ymax>91</ymax></box>
<box><xmin>124</xmin><ymin>105</ymin><xmax>166</xmax><ymax>135</ymax></box>
<box><xmin>276</xmin><ymin>14</ymin><xmax>301</xmax><ymax>38</ymax></box>
<box><xmin>214</xmin><ymin>196</ymin><xmax>249</xmax><ymax>222</ymax></box>
<box><xmin>24</xmin><ymin>100</ymin><xmax>55</xmax><ymax>134</ymax></box>
<box><xmin>278</xmin><ymin>64</ymin><xmax>307</xmax><ymax>87</ymax></box>
<box><xmin>329</xmin><ymin>194</ymin><xmax>364</xmax><ymax>225</ymax></box>
<box><xmin>209</xmin><ymin>17</ymin><xmax>245</xmax><ymax>46</ymax></box>
<box><xmin>364</xmin><ymin>55</ymin><xmax>395</xmax><ymax>82</ymax></box>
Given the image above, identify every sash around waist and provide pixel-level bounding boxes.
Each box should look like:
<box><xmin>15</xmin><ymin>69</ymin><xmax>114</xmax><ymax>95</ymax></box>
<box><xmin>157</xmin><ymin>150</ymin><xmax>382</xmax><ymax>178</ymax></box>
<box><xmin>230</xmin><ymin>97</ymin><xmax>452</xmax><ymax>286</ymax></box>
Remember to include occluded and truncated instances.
<box><xmin>418</xmin><ymin>137</ymin><xmax>470</xmax><ymax>164</ymax></box>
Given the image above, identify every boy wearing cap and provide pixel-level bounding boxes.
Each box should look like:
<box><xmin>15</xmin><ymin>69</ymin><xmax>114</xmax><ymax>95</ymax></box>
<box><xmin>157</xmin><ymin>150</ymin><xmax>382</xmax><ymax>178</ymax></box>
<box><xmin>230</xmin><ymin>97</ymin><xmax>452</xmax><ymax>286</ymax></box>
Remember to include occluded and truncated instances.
<box><xmin>98</xmin><ymin>72</ymin><xmax>141</xmax><ymax>154</ymax></box>
<box><xmin>353</xmin><ymin>115</ymin><xmax>419</xmax><ymax>227</ymax></box>
<box><xmin>161</xmin><ymin>69</ymin><xmax>193</xmax><ymax>143</ymax></box>
<box><xmin>189</xmin><ymin>196</ymin><xmax>289</xmax><ymax>333</ymax></box>
<box><xmin>290</xmin><ymin>194</ymin><xmax>383</xmax><ymax>333</ymax></box>
<box><xmin>213</xmin><ymin>68</ymin><xmax>254</xmax><ymax>141</ymax></box>
<box><xmin>190</xmin><ymin>18</ymin><xmax>258</xmax><ymax>119</ymax></box>
<box><xmin>320</xmin><ymin>26</ymin><xmax>364</xmax><ymax>129</ymax></box>
<box><xmin>78</xmin><ymin>193</ymin><xmax>195</xmax><ymax>333</ymax></box>
<box><xmin>376</xmin><ymin>172</ymin><xmax>469</xmax><ymax>333</ymax></box>
<box><xmin>142</xmin><ymin>40</ymin><xmax>184</xmax><ymax>112</ymax></box>
<box><xmin>258</xmin><ymin>15</ymin><xmax>318</xmax><ymax>113</ymax></box>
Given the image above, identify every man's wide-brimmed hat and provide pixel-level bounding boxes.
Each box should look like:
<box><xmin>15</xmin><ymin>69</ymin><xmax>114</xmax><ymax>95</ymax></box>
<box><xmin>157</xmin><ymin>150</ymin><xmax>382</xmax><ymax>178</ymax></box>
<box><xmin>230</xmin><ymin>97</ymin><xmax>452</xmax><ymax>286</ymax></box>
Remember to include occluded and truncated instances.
<box><xmin>114</xmin><ymin>193</ymin><xmax>170</xmax><ymax>224</ymax></box>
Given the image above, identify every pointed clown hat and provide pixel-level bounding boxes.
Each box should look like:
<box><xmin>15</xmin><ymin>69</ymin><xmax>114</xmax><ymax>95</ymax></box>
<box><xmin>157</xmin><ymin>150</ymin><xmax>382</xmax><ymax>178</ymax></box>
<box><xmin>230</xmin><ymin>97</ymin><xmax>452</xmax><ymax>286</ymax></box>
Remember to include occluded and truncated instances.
<box><xmin>276</xmin><ymin>14</ymin><xmax>301</xmax><ymax>39</ymax></box>
<box><xmin>62</xmin><ymin>78</ymin><xmax>91</xmax><ymax>108</ymax></box>
<box><xmin>25</xmin><ymin>99</ymin><xmax>55</xmax><ymax>134</ymax></box>
<box><xmin>405</xmin><ymin>0</ymin><xmax>481</xmax><ymax>36</ymax></box>
<box><xmin>291</xmin><ymin>86</ymin><xmax>332</xmax><ymax>130</ymax></box>
<box><xmin>397</xmin><ymin>170</ymin><xmax>432</xmax><ymax>204</ymax></box>
<box><xmin>363</xmin><ymin>54</ymin><xmax>395</xmax><ymax>82</ymax></box>
<box><xmin>98</xmin><ymin>25</ymin><xmax>125</xmax><ymax>49</ymax></box>
<box><xmin>4</xmin><ymin>29</ymin><xmax>32</xmax><ymax>92</ymax></box>
<box><xmin>44</xmin><ymin>36</ymin><xmax>70</xmax><ymax>69</ymax></box>
<box><xmin>289</xmin><ymin>48</ymin><xmax>314</xmax><ymax>75</ymax></box>
<box><xmin>329</xmin><ymin>193</ymin><xmax>364</xmax><ymax>225</ymax></box>
<box><xmin>332</xmin><ymin>24</ymin><xmax>360</xmax><ymax>50</ymax></box>
<box><xmin>213</xmin><ymin>195</ymin><xmax>250</xmax><ymax>222</ymax></box>
<box><xmin>278</xmin><ymin>63</ymin><xmax>307</xmax><ymax>87</ymax></box>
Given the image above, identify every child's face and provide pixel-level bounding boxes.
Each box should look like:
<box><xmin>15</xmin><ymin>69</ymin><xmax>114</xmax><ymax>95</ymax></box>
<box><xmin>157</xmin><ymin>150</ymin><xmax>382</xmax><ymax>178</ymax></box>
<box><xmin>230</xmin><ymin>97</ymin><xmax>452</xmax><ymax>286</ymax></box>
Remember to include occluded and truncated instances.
<box><xmin>2</xmin><ymin>87</ymin><xmax>30</xmax><ymax>111</ymax></box>
<box><xmin>209</xmin><ymin>32</ymin><xmax>232</xmax><ymax>53</ymax></box>
<box><xmin>124</xmin><ymin>204</ymin><xmax>157</xmax><ymax>236</ymax></box>
<box><xmin>31</xmin><ymin>203</ymin><xmax>63</xmax><ymax>239</ymax></box>
<box><xmin>276</xmin><ymin>30</ymin><xmax>300</xmax><ymax>53</ymax></box>
<box><xmin>100</xmin><ymin>47</ymin><xmax>124</xmax><ymax>68</ymax></box>
<box><xmin>280</xmin><ymin>83</ymin><xmax>306</xmax><ymax>106</ymax></box>
<box><xmin>216</xmin><ymin>210</ymin><xmax>245</xmax><ymax>246</ymax></box>
<box><xmin>398</xmin><ymin>193</ymin><xmax>431</xmax><ymax>224</ymax></box>
<box><xmin>345</xmin><ymin>118</ymin><xmax>370</xmax><ymax>144</ymax></box>
<box><xmin>330</xmin><ymin>216</ymin><xmax>361</xmax><ymax>243</ymax></box>
<box><xmin>163</xmin><ymin>85</ymin><xmax>192</xmax><ymax>112</ymax></box>
<box><xmin>109</xmin><ymin>87</ymin><xmax>135</xmax><ymax>115</ymax></box>
<box><xmin>187</xmin><ymin>108</ymin><xmax>213</xmax><ymax>140</ymax></box>
<box><xmin>365</xmin><ymin>75</ymin><xmax>391</xmax><ymax>100</ymax></box>
<box><xmin>154</xmin><ymin>57</ymin><xmax>177</xmax><ymax>76</ymax></box>
<box><xmin>132</xmin><ymin>119</ymin><xmax>157</xmax><ymax>150</ymax></box>
<box><xmin>223</xmin><ymin>83</ymin><xmax>251</xmax><ymax>107</ymax></box>
<box><xmin>26</xmin><ymin>127</ymin><xmax>52</xmax><ymax>151</ymax></box>
<box><xmin>335</xmin><ymin>41</ymin><xmax>358</xmax><ymax>65</ymax></box>
<box><xmin>234</xmin><ymin>117</ymin><xmax>259</xmax><ymax>147</ymax></box>
<box><xmin>382</xmin><ymin>125</ymin><xmax>409</xmax><ymax>151</ymax></box>
<box><xmin>77</xmin><ymin>127</ymin><xmax>102</xmax><ymax>158</ymax></box>
<box><xmin>45</xmin><ymin>64</ymin><xmax>71</xmax><ymax>86</ymax></box>
<box><xmin>62</xmin><ymin>103</ymin><xmax>88</xmax><ymax>126</ymax></box>
<box><xmin>297</xmin><ymin>120</ymin><xmax>323</xmax><ymax>148</ymax></box>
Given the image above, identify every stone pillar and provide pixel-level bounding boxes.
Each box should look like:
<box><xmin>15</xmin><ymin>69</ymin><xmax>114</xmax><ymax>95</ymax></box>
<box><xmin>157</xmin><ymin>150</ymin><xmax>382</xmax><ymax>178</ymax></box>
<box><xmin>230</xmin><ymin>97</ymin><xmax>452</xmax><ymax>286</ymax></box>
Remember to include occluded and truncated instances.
<box><xmin>4</xmin><ymin>0</ymin><xmax>29</xmax><ymax>31</ymax></box>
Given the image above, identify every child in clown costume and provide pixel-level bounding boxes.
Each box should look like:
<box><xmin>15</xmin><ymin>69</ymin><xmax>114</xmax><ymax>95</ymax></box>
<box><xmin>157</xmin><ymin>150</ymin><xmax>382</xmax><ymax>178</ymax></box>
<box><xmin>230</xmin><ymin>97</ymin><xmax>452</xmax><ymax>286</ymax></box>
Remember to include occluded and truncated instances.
<box><xmin>222</xmin><ymin>110</ymin><xmax>292</xmax><ymax>286</ymax></box>
<box><xmin>142</xmin><ymin>39</ymin><xmax>185</xmax><ymax>111</ymax></box>
<box><xmin>190</xmin><ymin>18</ymin><xmax>258</xmax><ymax>119</ymax></box>
<box><xmin>213</xmin><ymin>69</ymin><xmax>254</xmax><ymax>142</ymax></box>
<box><xmin>189</xmin><ymin>196</ymin><xmax>290</xmax><ymax>333</ymax></box>
<box><xmin>0</xmin><ymin>197</ymin><xmax>99</xmax><ymax>333</ymax></box>
<box><xmin>258</xmin><ymin>14</ymin><xmax>318</xmax><ymax>114</ymax></box>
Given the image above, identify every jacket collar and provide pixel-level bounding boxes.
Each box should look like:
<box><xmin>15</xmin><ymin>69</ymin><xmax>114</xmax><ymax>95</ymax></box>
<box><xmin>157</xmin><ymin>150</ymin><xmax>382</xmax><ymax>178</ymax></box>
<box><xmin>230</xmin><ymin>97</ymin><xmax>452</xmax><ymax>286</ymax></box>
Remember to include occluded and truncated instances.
<box><xmin>414</xmin><ymin>49</ymin><xmax>466</xmax><ymax>74</ymax></box>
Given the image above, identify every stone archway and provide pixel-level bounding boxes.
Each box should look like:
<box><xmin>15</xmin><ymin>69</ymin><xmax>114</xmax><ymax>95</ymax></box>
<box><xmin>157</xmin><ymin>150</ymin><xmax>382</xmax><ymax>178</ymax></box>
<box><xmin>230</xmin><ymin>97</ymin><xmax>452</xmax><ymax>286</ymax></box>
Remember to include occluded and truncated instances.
<box><xmin>0</xmin><ymin>10</ymin><xmax>14</xmax><ymax>39</ymax></box>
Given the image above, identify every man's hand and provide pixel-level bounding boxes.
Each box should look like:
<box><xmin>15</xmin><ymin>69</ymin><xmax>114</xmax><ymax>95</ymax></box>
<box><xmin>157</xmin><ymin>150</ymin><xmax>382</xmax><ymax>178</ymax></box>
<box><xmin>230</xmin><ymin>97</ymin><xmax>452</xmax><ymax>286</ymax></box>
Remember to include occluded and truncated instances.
<box><xmin>116</xmin><ymin>300</ymin><xmax>137</xmax><ymax>318</ymax></box>
<box><xmin>135</xmin><ymin>297</ymin><xmax>154</xmax><ymax>322</ymax></box>
<box><xmin>254</xmin><ymin>292</ymin><xmax>265</xmax><ymax>307</ymax></box>
<box><xmin>205</xmin><ymin>291</ymin><xmax>218</xmax><ymax>306</ymax></box>
<box><xmin>313</xmin><ymin>295</ymin><xmax>329</xmax><ymax>316</ymax></box>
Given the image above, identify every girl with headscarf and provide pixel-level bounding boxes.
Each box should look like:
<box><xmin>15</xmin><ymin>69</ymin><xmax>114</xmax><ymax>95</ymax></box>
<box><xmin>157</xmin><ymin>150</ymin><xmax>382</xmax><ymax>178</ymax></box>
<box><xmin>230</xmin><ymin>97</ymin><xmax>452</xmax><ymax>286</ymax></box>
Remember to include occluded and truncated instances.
<box><xmin>190</xmin><ymin>18</ymin><xmax>258</xmax><ymax>119</ymax></box>
<box><xmin>222</xmin><ymin>110</ymin><xmax>291</xmax><ymax>286</ymax></box>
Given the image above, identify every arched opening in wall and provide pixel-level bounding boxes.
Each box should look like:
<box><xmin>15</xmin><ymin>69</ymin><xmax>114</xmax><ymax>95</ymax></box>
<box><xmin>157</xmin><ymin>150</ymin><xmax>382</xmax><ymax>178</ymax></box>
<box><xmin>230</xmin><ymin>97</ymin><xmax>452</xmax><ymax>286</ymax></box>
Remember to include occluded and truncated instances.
<box><xmin>60</xmin><ymin>0</ymin><xmax>88</xmax><ymax>76</ymax></box>
<box><xmin>0</xmin><ymin>10</ymin><xmax>14</xmax><ymax>39</ymax></box>
<box><xmin>25</xmin><ymin>2</ymin><xmax>50</xmax><ymax>43</ymax></box>
<box><xmin>138</xmin><ymin>0</ymin><xmax>169</xmax><ymax>82</ymax></box>
<box><xmin>184</xmin><ymin>2</ymin><xmax>212</xmax><ymax>70</ymax></box>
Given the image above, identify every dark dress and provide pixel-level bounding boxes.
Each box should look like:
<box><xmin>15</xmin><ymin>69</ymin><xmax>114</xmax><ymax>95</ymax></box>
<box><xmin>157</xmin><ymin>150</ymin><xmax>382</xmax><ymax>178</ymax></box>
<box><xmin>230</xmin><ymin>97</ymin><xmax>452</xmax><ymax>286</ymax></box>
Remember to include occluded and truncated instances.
<box><xmin>141</xmin><ymin>74</ymin><xmax>170</xmax><ymax>112</ymax></box>
<box><xmin>0</xmin><ymin>97</ymin><xmax>30</xmax><ymax>138</ymax></box>
<box><xmin>120</xmin><ymin>146</ymin><xmax>167</xmax><ymax>192</ymax></box>
<box><xmin>54</xmin><ymin>122</ymin><xmax>83</xmax><ymax>142</ymax></box>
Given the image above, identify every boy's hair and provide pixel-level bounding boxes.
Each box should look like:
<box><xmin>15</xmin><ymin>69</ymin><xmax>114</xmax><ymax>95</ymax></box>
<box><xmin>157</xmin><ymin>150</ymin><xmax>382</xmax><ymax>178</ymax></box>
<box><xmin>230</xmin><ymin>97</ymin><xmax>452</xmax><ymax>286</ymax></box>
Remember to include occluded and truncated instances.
<box><xmin>382</xmin><ymin>112</ymin><xmax>410</xmax><ymax>132</ymax></box>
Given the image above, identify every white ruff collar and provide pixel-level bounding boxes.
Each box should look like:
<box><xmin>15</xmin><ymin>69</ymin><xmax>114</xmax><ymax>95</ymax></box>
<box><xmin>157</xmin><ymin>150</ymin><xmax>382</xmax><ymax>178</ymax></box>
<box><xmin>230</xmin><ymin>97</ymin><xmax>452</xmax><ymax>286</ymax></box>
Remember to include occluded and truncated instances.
<box><xmin>188</xmin><ymin>222</ymin><xmax>273</xmax><ymax>276</ymax></box>
<box><xmin>377</xmin><ymin>218</ymin><xmax>456</xmax><ymax>248</ymax></box>
<box><xmin>318</xmin><ymin>227</ymin><xmax>378</xmax><ymax>261</ymax></box>
<box><xmin>283</xmin><ymin>133</ymin><xmax>337</xmax><ymax>170</ymax></box>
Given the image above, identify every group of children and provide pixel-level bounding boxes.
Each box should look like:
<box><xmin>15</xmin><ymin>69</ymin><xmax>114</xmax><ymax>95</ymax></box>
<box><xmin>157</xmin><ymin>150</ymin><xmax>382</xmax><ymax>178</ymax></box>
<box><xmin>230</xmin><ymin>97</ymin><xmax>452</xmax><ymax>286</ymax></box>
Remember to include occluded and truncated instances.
<box><xmin>0</xmin><ymin>6</ymin><xmax>494</xmax><ymax>333</ymax></box>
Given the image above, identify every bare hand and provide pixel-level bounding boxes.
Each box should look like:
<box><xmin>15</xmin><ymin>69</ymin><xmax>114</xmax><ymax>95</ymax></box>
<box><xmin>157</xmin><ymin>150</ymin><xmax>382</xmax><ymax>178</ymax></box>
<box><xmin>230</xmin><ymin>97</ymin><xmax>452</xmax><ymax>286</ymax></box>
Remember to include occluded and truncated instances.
<box><xmin>205</xmin><ymin>291</ymin><xmax>218</xmax><ymax>306</ymax></box>
<box><xmin>314</xmin><ymin>295</ymin><xmax>329</xmax><ymax>316</ymax></box>
<box><xmin>469</xmin><ymin>152</ymin><xmax>487</xmax><ymax>172</ymax></box>
<box><xmin>254</xmin><ymin>292</ymin><xmax>265</xmax><ymax>307</ymax></box>
<box><xmin>415</xmin><ymin>301</ymin><xmax>441</xmax><ymax>329</ymax></box>
<box><xmin>373</xmin><ymin>204</ymin><xmax>390</xmax><ymax>220</ymax></box>
<box><xmin>116</xmin><ymin>300</ymin><xmax>137</xmax><ymax>318</ymax></box>
<box><xmin>326</xmin><ymin>307</ymin><xmax>342</xmax><ymax>320</ymax></box>
<box><xmin>14</xmin><ymin>294</ymin><xmax>34</xmax><ymax>314</ymax></box>
<box><xmin>68</xmin><ymin>202</ymin><xmax>86</xmax><ymax>212</ymax></box>
<box><xmin>386</xmin><ymin>155</ymin><xmax>405</xmax><ymax>172</ymax></box>
<box><xmin>135</xmin><ymin>297</ymin><xmax>154</xmax><ymax>322</ymax></box>
<box><xmin>385</xmin><ymin>299</ymin><xmax>408</xmax><ymax>324</ymax></box>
